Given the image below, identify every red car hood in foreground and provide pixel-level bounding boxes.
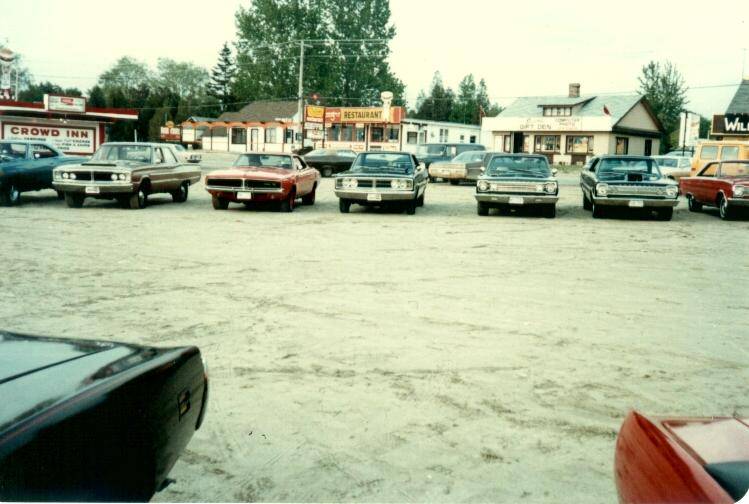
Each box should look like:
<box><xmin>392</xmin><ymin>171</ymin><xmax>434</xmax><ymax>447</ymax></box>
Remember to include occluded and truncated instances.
<box><xmin>615</xmin><ymin>411</ymin><xmax>749</xmax><ymax>503</ymax></box>
<box><xmin>206</xmin><ymin>166</ymin><xmax>293</xmax><ymax>181</ymax></box>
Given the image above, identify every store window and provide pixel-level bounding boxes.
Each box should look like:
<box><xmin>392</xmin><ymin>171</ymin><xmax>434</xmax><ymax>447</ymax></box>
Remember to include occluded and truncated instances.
<box><xmin>720</xmin><ymin>146</ymin><xmax>740</xmax><ymax>160</ymax></box>
<box><xmin>566</xmin><ymin>135</ymin><xmax>594</xmax><ymax>154</ymax></box>
<box><xmin>231</xmin><ymin>128</ymin><xmax>247</xmax><ymax>145</ymax></box>
<box><xmin>264</xmin><ymin>127</ymin><xmax>277</xmax><ymax>144</ymax></box>
<box><xmin>543</xmin><ymin>106</ymin><xmax>571</xmax><ymax>117</ymax></box>
<box><xmin>503</xmin><ymin>136</ymin><xmax>511</xmax><ymax>153</ymax></box>
<box><xmin>470</xmin><ymin>135</ymin><xmax>477</xmax><ymax>144</ymax></box>
<box><xmin>341</xmin><ymin>125</ymin><xmax>354</xmax><ymax>142</ymax></box>
<box><xmin>535</xmin><ymin>135</ymin><xmax>561</xmax><ymax>153</ymax></box>
<box><xmin>371</xmin><ymin>126</ymin><xmax>384</xmax><ymax>143</ymax></box>
<box><xmin>615</xmin><ymin>137</ymin><xmax>629</xmax><ymax>155</ymax></box>
<box><xmin>439</xmin><ymin>128</ymin><xmax>448</xmax><ymax>142</ymax></box>
<box><xmin>387</xmin><ymin>126</ymin><xmax>399</xmax><ymax>141</ymax></box>
<box><xmin>407</xmin><ymin>131</ymin><xmax>418</xmax><ymax>144</ymax></box>
<box><xmin>285</xmin><ymin>128</ymin><xmax>294</xmax><ymax>143</ymax></box>
<box><xmin>327</xmin><ymin>124</ymin><xmax>341</xmax><ymax>142</ymax></box>
<box><xmin>460</xmin><ymin>134</ymin><xmax>465</xmax><ymax>143</ymax></box>
<box><xmin>523</xmin><ymin>135</ymin><xmax>531</xmax><ymax>153</ymax></box>
<box><xmin>418</xmin><ymin>131</ymin><xmax>427</xmax><ymax>144</ymax></box>
<box><xmin>356</xmin><ymin>127</ymin><xmax>365</xmax><ymax>142</ymax></box>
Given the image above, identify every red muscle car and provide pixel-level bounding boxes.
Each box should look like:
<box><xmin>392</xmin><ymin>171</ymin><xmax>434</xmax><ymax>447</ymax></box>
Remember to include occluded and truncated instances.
<box><xmin>680</xmin><ymin>160</ymin><xmax>749</xmax><ymax>220</ymax></box>
<box><xmin>204</xmin><ymin>152</ymin><xmax>320</xmax><ymax>212</ymax></box>
<box><xmin>614</xmin><ymin>411</ymin><xmax>749</xmax><ymax>503</ymax></box>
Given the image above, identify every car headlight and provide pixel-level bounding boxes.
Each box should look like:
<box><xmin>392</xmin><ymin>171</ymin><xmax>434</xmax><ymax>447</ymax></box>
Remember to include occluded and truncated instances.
<box><xmin>544</xmin><ymin>182</ymin><xmax>557</xmax><ymax>194</ymax></box>
<box><xmin>665</xmin><ymin>186</ymin><xmax>678</xmax><ymax>198</ymax></box>
<box><xmin>70</xmin><ymin>173</ymin><xmax>77</xmax><ymax>180</ymax></box>
<box><xmin>390</xmin><ymin>179</ymin><xmax>400</xmax><ymax>189</ymax></box>
<box><xmin>596</xmin><ymin>183</ymin><xmax>608</xmax><ymax>196</ymax></box>
<box><xmin>477</xmin><ymin>180</ymin><xmax>490</xmax><ymax>192</ymax></box>
<box><xmin>110</xmin><ymin>173</ymin><xmax>118</xmax><ymax>181</ymax></box>
<box><xmin>54</xmin><ymin>171</ymin><xmax>61</xmax><ymax>180</ymax></box>
<box><xmin>119</xmin><ymin>173</ymin><xmax>128</xmax><ymax>181</ymax></box>
<box><xmin>734</xmin><ymin>185</ymin><xmax>745</xmax><ymax>197</ymax></box>
<box><xmin>62</xmin><ymin>172</ymin><xmax>69</xmax><ymax>179</ymax></box>
<box><xmin>342</xmin><ymin>178</ymin><xmax>357</xmax><ymax>189</ymax></box>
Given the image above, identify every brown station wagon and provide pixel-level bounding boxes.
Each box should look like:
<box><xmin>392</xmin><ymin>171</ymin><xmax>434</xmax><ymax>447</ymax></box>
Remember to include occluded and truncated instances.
<box><xmin>52</xmin><ymin>142</ymin><xmax>201</xmax><ymax>209</ymax></box>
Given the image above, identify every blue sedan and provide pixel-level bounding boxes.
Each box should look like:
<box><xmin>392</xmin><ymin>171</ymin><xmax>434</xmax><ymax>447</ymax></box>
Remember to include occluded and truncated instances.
<box><xmin>0</xmin><ymin>140</ymin><xmax>86</xmax><ymax>205</ymax></box>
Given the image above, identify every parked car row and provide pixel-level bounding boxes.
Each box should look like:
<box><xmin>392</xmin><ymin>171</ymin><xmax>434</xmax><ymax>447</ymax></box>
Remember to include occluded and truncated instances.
<box><xmin>2</xmin><ymin>141</ymin><xmax>748</xmax><ymax>221</ymax></box>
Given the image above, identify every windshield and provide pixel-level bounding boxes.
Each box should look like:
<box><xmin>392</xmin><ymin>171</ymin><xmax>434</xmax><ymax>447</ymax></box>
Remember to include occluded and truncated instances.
<box><xmin>598</xmin><ymin>158</ymin><xmax>661</xmax><ymax>180</ymax></box>
<box><xmin>654</xmin><ymin>158</ymin><xmax>678</xmax><ymax>168</ymax></box>
<box><xmin>486</xmin><ymin>155</ymin><xmax>551</xmax><ymax>177</ymax></box>
<box><xmin>416</xmin><ymin>145</ymin><xmax>446</xmax><ymax>156</ymax></box>
<box><xmin>234</xmin><ymin>154</ymin><xmax>292</xmax><ymax>169</ymax></box>
<box><xmin>350</xmin><ymin>153</ymin><xmax>414</xmax><ymax>174</ymax></box>
<box><xmin>453</xmin><ymin>151</ymin><xmax>486</xmax><ymax>163</ymax></box>
<box><xmin>92</xmin><ymin>145</ymin><xmax>151</xmax><ymax>163</ymax></box>
<box><xmin>0</xmin><ymin>142</ymin><xmax>27</xmax><ymax>162</ymax></box>
<box><xmin>173</xmin><ymin>144</ymin><xmax>185</xmax><ymax>151</ymax></box>
<box><xmin>308</xmin><ymin>149</ymin><xmax>334</xmax><ymax>157</ymax></box>
<box><xmin>720</xmin><ymin>161</ymin><xmax>749</xmax><ymax>177</ymax></box>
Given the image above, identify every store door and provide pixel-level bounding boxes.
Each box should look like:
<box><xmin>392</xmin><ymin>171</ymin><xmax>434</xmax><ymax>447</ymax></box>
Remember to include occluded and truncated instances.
<box><xmin>512</xmin><ymin>132</ymin><xmax>524</xmax><ymax>153</ymax></box>
<box><xmin>250</xmin><ymin>129</ymin><xmax>259</xmax><ymax>151</ymax></box>
<box><xmin>644</xmin><ymin>139</ymin><xmax>652</xmax><ymax>156</ymax></box>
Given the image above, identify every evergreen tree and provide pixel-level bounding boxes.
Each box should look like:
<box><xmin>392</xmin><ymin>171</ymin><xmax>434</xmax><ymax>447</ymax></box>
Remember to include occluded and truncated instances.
<box><xmin>87</xmin><ymin>85</ymin><xmax>107</xmax><ymax>107</ymax></box>
<box><xmin>17</xmin><ymin>82</ymin><xmax>82</xmax><ymax>102</ymax></box>
<box><xmin>209</xmin><ymin>43</ymin><xmax>237</xmax><ymax>111</ymax></box>
<box><xmin>638</xmin><ymin>60</ymin><xmax>688</xmax><ymax>153</ymax></box>
<box><xmin>414</xmin><ymin>72</ymin><xmax>454</xmax><ymax>122</ymax></box>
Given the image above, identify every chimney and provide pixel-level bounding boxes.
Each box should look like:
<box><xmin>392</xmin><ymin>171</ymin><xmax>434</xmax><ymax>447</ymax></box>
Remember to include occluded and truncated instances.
<box><xmin>569</xmin><ymin>83</ymin><xmax>580</xmax><ymax>98</ymax></box>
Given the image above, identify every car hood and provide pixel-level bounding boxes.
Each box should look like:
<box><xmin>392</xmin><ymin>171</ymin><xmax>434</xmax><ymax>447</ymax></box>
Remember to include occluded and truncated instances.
<box><xmin>336</xmin><ymin>170</ymin><xmax>414</xmax><ymax>179</ymax></box>
<box><xmin>727</xmin><ymin>176</ymin><xmax>749</xmax><ymax>184</ymax></box>
<box><xmin>479</xmin><ymin>174</ymin><xmax>555</xmax><ymax>182</ymax></box>
<box><xmin>206</xmin><ymin>166</ymin><xmax>294</xmax><ymax>181</ymax></box>
<box><xmin>74</xmin><ymin>160</ymin><xmax>146</xmax><ymax>170</ymax></box>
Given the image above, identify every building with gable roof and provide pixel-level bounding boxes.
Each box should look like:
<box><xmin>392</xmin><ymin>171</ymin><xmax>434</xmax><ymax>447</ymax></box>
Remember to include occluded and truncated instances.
<box><xmin>481</xmin><ymin>83</ymin><xmax>664</xmax><ymax>164</ymax></box>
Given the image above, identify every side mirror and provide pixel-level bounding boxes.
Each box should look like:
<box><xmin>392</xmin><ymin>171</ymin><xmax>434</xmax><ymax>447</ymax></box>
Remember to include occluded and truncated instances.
<box><xmin>552</xmin><ymin>168</ymin><xmax>558</xmax><ymax>176</ymax></box>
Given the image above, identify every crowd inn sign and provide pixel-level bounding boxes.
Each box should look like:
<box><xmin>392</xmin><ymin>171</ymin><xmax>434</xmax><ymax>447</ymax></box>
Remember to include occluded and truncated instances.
<box><xmin>712</xmin><ymin>114</ymin><xmax>749</xmax><ymax>135</ymax></box>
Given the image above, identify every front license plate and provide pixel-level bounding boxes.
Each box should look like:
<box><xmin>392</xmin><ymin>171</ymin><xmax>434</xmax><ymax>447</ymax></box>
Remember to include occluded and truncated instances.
<box><xmin>237</xmin><ymin>192</ymin><xmax>252</xmax><ymax>200</ymax></box>
<box><xmin>628</xmin><ymin>200</ymin><xmax>644</xmax><ymax>208</ymax></box>
<box><xmin>367</xmin><ymin>193</ymin><xmax>382</xmax><ymax>202</ymax></box>
<box><xmin>85</xmin><ymin>186</ymin><xmax>100</xmax><ymax>194</ymax></box>
<box><xmin>509</xmin><ymin>196</ymin><xmax>524</xmax><ymax>205</ymax></box>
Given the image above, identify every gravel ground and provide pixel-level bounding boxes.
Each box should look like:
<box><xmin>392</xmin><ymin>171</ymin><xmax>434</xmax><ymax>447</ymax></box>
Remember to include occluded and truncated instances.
<box><xmin>1</xmin><ymin>152</ymin><xmax>747</xmax><ymax>502</ymax></box>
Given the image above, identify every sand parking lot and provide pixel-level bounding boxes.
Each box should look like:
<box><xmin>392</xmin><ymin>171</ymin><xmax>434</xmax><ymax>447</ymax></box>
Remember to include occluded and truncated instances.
<box><xmin>1</xmin><ymin>154</ymin><xmax>747</xmax><ymax>502</ymax></box>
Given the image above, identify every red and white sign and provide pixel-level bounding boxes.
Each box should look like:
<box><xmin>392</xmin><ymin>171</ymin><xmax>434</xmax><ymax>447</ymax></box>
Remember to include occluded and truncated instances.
<box><xmin>160</xmin><ymin>126</ymin><xmax>181</xmax><ymax>142</ymax></box>
<box><xmin>2</xmin><ymin>122</ymin><xmax>96</xmax><ymax>154</ymax></box>
<box><xmin>46</xmin><ymin>94</ymin><xmax>87</xmax><ymax>113</ymax></box>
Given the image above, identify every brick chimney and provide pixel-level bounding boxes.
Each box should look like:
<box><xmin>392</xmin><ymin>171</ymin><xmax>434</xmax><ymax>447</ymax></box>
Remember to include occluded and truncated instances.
<box><xmin>569</xmin><ymin>83</ymin><xmax>581</xmax><ymax>98</ymax></box>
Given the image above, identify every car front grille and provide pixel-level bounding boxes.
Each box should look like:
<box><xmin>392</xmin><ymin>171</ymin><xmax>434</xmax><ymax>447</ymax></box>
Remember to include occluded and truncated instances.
<box><xmin>70</xmin><ymin>171</ymin><xmax>92</xmax><ymax>181</ymax></box>
<box><xmin>608</xmin><ymin>184</ymin><xmax>668</xmax><ymax>197</ymax></box>
<box><xmin>488</xmin><ymin>182</ymin><xmax>544</xmax><ymax>193</ymax></box>
<box><xmin>245</xmin><ymin>180</ymin><xmax>281</xmax><ymax>189</ymax></box>
<box><xmin>207</xmin><ymin>178</ymin><xmax>243</xmax><ymax>188</ymax></box>
<box><xmin>93</xmin><ymin>172</ymin><xmax>116</xmax><ymax>182</ymax></box>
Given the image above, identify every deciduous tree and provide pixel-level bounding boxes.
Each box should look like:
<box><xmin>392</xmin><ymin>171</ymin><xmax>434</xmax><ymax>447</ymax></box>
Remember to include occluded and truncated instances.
<box><xmin>638</xmin><ymin>60</ymin><xmax>688</xmax><ymax>153</ymax></box>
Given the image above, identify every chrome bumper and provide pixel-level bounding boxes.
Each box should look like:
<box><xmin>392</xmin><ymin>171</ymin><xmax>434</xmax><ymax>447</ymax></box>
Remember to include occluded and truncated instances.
<box><xmin>335</xmin><ymin>189</ymin><xmax>416</xmax><ymax>202</ymax></box>
<box><xmin>475</xmin><ymin>193</ymin><xmax>558</xmax><ymax>205</ymax></box>
<box><xmin>52</xmin><ymin>181</ymin><xmax>135</xmax><ymax>194</ymax></box>
<box><xmin>727</xmin><ymin>198</ymin><xmax>749</xmax><ymax>207</ymax></box>
<box><xmin>429</xmin><ymin>168</ymin><xmax>466</xmax><ymax>180</ymax></box>
<box><xmin>592</xmin><ymin>196</ymin><xmax>679</xmax><ymax>208</ymax></box>
<box><xmin>204</xmin><ymin>185</ymin><xmax>283</xmax><ymax>194</ymax></box>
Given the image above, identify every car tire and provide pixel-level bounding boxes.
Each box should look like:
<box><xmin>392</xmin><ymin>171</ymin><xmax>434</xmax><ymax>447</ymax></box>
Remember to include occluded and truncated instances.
<box><xmin>592</xmin><ymin>201</ymin><xmax>604</xmax><ymax>219</ymax></box>
<box><xmin>477</xmin><ymin>202</ymin><xmax>489</xmax><ymax>216</ymax></box>
<box><xmin>302</xmin><ymin>184</ymin><xmax>316</xmax><ymax>205</ymax></box>
<box><xmin>417</xmin><ymin>192</ymin><xmax>425</xmax><ymax>207</ymax></box>
<box><xmin>129</xmin><ymin>187</ymin><xmax>147</xmax><ymax>209</ymax></box>
<box><xmin>171</xmin><ymin>181</ymin><xmax>189</xmax><ymax>203</ymax></box>
<box><xmin>449</xmin><ymin>180</ymin><xmax>459</xmax><ymax>186</ymax></box>
<box><xmin>279</xmin><ymin>190</ymin><xmax>295</xmax><ymax>212</ymax></box>
<box><xmin>582</xmin><ymin>192</ymin><xmax>592</xmax><ymax>211</ymax></box>
<box><xmin>406</xmin><ymin>197</ymin><xmax>417</xmax><ymax>215</ymax></box>
<box><xmin>212</xmin><ymin>195</ymin><xmax>229</xmax><ymax>210</ymax></box>
<box><xmin>0</xmin><ymin>183</ymin><xmax>20</xmax><ymax>206</ymax></box>
<box><xmin>339</xmin><ymin>198</ymin><xmax>351</xmax><ymax>213</ymax></box>
<box><xmin>656</xmin><ymin>207</ymin><xmax>673</xmax><ymax>221</ymax></box>
<box><xmin>117</xmin><ymin>196</ymin><xmax>130</xmax><ymax>209</ymax></box>
<box><xmin>542</xmin><ymin>205</ymin><xmax>556</xmax><ymax>218</ymax></box>
<box><xmin>56</xmin><ymin>190</ymin><xmax>65</xmax><ymax>200</ymax></box>
<box><xmin>718</xmin><ymin>194</ymin><xmax>732</xmax><ymax>220</ymax></box>
<box><xmin>687</xmin><ymin>195</ymin><xmax>702</xmax><ymax>212</ymax></box>
<box><xmin>322</xmin><ymin>167</ymin><xmax>333</xmax><ymax>178</ymax></box>
<box><xmin>64</xmin><ymin>192</ymin><xmax>84</xmax><ymax>208</ymax></box>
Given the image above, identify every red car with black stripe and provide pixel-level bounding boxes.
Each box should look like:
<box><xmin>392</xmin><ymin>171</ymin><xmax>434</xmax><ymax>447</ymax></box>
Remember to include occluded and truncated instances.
<box><xmin>204</xmin><ymin>152</ymin><xmax>320</xmax><ymax>212</ymax></box>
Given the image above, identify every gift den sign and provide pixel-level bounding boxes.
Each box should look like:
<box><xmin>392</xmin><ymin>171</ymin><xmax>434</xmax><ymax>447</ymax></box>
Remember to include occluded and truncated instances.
<box><xmin>712</xmin><ymin>114</ymin><xmax>749</xmax><ymax>135</ymax></box>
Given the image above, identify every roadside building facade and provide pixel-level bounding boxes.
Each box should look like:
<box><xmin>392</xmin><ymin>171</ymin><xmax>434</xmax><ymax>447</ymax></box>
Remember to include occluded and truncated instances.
<box><xmin>710</xmin><ymin>78</ymin><xmax>749</xmax><ymax>140</ymax></box>
<box><xmin>0</xmin><ymin>95</ymin><xmax>138</xmax><ymax>155</ymax></box>
<box><xmin>180</xmin><ymin>100</ymin><xmax>303</xmax><ymax>153</ymax></box>
<box><xmin>481</xmin><ymin>84</ymin><xmax>664</xmax><ymax>164</ymax></box>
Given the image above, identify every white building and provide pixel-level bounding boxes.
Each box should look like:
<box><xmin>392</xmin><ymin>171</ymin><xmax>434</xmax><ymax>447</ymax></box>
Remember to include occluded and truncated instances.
<box><xmin>481</xmin><ymin>84</ymin><xmax>664</xmax><ymax>165</ymax></box>
<box><xmin>399</xmin><ymin>118</ymin><xmax>482</xmax><ymax>154</ymax></box>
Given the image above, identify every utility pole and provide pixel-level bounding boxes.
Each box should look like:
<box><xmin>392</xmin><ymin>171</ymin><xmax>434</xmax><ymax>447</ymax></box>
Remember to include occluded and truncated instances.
<box><xmin>297</xmin><ymin>40</ymin><xmax>305</xmax><ymax>148</ymax></box>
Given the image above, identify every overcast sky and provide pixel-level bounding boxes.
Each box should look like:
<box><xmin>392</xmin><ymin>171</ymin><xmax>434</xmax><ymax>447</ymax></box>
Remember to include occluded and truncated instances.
<box><xmin>2</xmin><ymin>0</ymin><xmax>746</xmax><ymax>117</ymax></box>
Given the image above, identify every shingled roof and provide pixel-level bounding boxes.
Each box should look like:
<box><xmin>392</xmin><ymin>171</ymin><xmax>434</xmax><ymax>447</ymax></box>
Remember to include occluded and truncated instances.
<box><xmin>726</xmin><ymin>79</ymin><xmax>749</xmax><ymax>114</ymax></box>
<box><xmin>218</xmin><ymin>100</ymin><xmax>298</xmax><ymax>122</ymax></box>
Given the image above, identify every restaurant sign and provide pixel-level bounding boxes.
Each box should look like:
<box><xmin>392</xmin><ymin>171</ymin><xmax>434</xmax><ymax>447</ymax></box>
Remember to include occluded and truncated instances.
<box><xmin>712</xmin><ymin>114</ymin><xmax>749</xmax><ymax>135</ymax></box>
<box><xmin>3</xmin><ymin>122</ymin><xmax>96</xmax><ymax>154</ymax></box>
<box><xmin>46</xmin><ymin>94</ymin><xmax>87</xmax><ymax>113</ymax></box>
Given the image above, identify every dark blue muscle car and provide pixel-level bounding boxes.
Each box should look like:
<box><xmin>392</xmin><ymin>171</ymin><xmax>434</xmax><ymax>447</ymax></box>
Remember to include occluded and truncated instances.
<box><xmin>0</xmin><ymin>140</ymin><xmax>85</xmax><ymax>205</ymax></box>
